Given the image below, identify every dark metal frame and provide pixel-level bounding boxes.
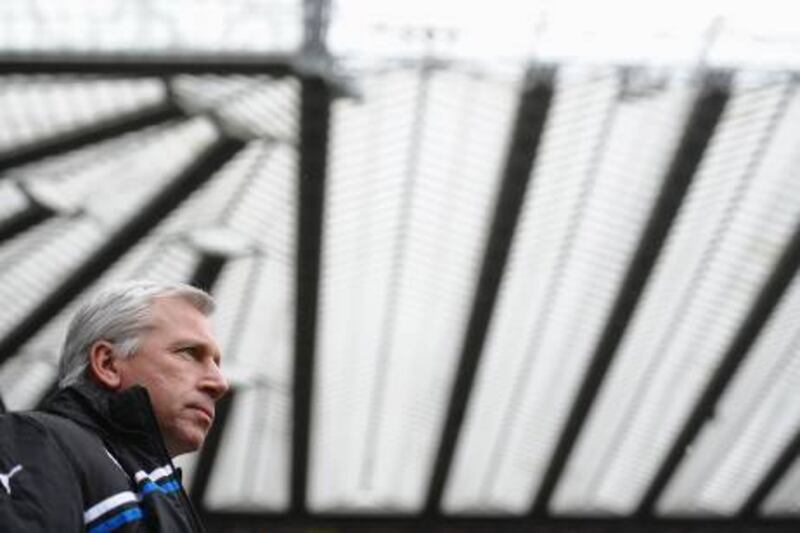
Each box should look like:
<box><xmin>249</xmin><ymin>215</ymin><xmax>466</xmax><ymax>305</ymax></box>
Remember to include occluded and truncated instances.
<box><xmin>0</xmin><ymin>100</ymin><xmax>186</xmax><ymax>173</ymax></box>
<box><xmin>186</xmin><ymin>251</ymin><xmax>233</xmax><ymax>509</ymax></box>
<box><xmin>290</xmin><ymin>72</ymin><xmax>331</xmax><ymax>517</ymax></box>
<box><xmin>188</xmin><ymin>253</ymin><xmax>228</xmax><ymax>293</ymax></box>
<box><xmin>741</xmin><ymin>424</ymin><xmax>800</xmax><ymax>517</ymax></box>
<box><xmin>425</xmin><ymin>67</ymin><xmax>555</xmax><ymax>514</ymax></box>
<box><xmin>287</xmin><ymin>0</ymin><xmax>334</xmax><ymax>516</ymax></box>
<box><xmin>533</xmin><ymin>71</ymin><xmax>733</xmax><ymax>515</ymax></box>
<box><xmin>0</xmin><ymin>53</ymin><xmax>296</xmax><ymax>77</ymax></box>
<box><xmin>639</xmin><ymin>218</ymin><xmax>800</xmax><ymax>514</ymax></box>
<box><xmin>201</xmin><ymin>513</ymin><xmax>800</xmax><ymax>532</ymax></box>
<box><xmin>0</xmin><ymin>137</ymin><xmax>244</xmax><ymax>367</ymax></box>
<box><xmin>0</xmin><ymin>194</ymin><xmax>54</xmax><ymax>243</ymax></box>
<box><xmin>0</xmin><ymin>37</ymin><xmax>797</xmax><ymax>532</ymax></box>
<box><xmin>191</xmin><ymin>390</ymin><xmax>236</xmax><ymax>511</ymax></box>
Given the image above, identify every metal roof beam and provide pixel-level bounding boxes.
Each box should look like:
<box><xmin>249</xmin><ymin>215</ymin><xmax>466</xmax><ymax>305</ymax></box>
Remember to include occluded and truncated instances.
<box><xmin>302</xmin><ymin>0</ymin><xmax>331</xmax><ymax>57</ymax></box>
<box><xmin>191</xmin><ymin>389</ymin><xmax>235</xmax><ymax>512</ymax></box>
<box><xmin>0</xmin><ymin>136</ymin><xmax>245</xmax><ymax>366</ymax></box>
<box><xmin>0</xmin><ymin>53</ymin><xmax>296</xmax><ymax>77</ymax></box>
<box><xmin>202</xmin><ymin>513</ymin><xmax>800</xmax><ymax>533</ymax></box>
<box><xmin>290</xmin><ymin>74</ymin><xmax>331</xmax><ymax>514</ymax></box>
<box><xmin>289</xmin><ymin>4</ymin><xmax>335</xmax><ymax>514</ymax></box>
<box><xmin>533</xmin><ymin>71</ymin><xmax>732</xmax><ymax>515</ymax></box>
<box><xmin>424</xmin><ymin>67</ymin><xmax>555</xmax><ymax>514</ymax></box>
<box><xmin>741</xmin><ymin>426</ymin><xmax>800</xmax><ymax>517</ymax></box>
<box><xmin>187</xmin><ymin>251</ymin><xmax>230</xmax><ymax>511</ymax></box>
<box><xmin>639</xmin><ymin>218</ymin><xmax>800</xmax><ymax>514</ymax></box>
<box><xmin>0</xmin><ymin>100</ymin><xmax>185</xmax><ymax>174</ymax></box>
<box><xmin>188</xmin><ymin>253</ymin><xmax>227</xmax><ymax>293</ymax></box>
<box><xmin>0</xmin><ymin>201</ymin><xmax>54</xmax><ymax>244</ymax></box>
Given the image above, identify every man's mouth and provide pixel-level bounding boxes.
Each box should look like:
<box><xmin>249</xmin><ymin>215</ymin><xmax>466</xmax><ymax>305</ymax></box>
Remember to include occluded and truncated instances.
<box><xmin>189</xmin><ymin>405</ymin><xmax>215</xmax><ymax>423</ymax></box>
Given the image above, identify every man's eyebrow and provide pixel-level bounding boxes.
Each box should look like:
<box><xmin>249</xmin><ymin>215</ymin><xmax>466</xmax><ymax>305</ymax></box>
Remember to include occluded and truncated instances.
<box><xmin>170</xmin><ymin>340</ymin><xmax>201</xmax><ymax>349</ymax></box>
<box><xmin>171</xmin><ymin>340</ymin><xmax>222</xmax><ymax>361</ymax></box>
<box><xmin>170</xmin><ymin>339</ymin><xmax>211</xmax><ymax>352</ymax></box>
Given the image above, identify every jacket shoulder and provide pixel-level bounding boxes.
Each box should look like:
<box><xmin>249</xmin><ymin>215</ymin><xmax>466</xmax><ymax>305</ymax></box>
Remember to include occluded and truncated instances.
<box><xmin>12</xmin><ymin>411</ymin><xmax>200</xmax><ymax>532</ymax></box>
<box><xmin>0</xmin><ymin>412</ymin><xmax>85</xmax><ymax>531</ymax></box>
<box><xmin>24</xmin><ymin>412</ymin><xmax>150</xmax><ymax>529</ymax></box>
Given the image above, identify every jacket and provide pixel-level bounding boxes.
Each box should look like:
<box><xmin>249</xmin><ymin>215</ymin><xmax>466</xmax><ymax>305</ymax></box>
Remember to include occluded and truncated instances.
<box><xmin>0</xmin><ymin>383</ymin><xmax>205</xmax><ymax>532</ymax></box>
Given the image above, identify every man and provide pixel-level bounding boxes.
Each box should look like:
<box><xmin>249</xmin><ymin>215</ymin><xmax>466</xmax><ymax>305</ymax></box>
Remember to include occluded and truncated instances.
<box><xmin>0</xmin><ymin>281</ymin><xmax>229</xmax><ymax>531</ymax></box>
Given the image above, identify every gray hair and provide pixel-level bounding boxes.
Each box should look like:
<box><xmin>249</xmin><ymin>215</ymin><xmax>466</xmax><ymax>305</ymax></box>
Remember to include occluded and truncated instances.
<box><xmin>58</xmin><ymin>280</ymin><xmax>215</xmax><ymax>388</ymax></box>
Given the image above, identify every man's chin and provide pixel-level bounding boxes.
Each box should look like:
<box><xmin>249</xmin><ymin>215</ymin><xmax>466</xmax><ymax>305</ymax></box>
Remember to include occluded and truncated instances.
<box><xmin>167</xmin><ymin>428</ymin><xmax>208</xmax><ymax>457</ymax></box>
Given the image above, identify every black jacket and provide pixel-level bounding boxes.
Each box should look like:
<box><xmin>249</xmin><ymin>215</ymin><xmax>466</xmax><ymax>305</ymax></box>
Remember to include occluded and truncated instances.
<box><xmin>0</xmin><ymin>384</ymin><xmax>205</xmax><ymax>532</ymax></box>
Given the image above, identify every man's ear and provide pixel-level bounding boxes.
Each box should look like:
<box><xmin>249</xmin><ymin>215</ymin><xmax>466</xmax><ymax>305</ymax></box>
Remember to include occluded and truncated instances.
<box><xmin>88</xmin><ymin>340</ymin><xmax>123</xmax><ymax>390</ymax></box>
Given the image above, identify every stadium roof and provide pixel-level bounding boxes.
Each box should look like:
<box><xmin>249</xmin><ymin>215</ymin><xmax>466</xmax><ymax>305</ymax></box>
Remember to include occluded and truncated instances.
<box><xmin>0</xmin><ymin>1</ymin><xmax>799</xmax><ymax>531</ymax></box>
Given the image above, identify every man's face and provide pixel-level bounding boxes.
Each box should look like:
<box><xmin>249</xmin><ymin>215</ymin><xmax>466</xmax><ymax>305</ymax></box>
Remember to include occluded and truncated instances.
<box><xmin>115</xmin><ymin>296</ymin><xmax>228</xmax><ymax>457</ymax></box>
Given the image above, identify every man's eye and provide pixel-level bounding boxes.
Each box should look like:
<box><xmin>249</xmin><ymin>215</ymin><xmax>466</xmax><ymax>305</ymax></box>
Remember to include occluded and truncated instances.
<box><xmin>179</xmin><ymin>347</ymin><xmax>198</xmax><ymax>358</ymax></box>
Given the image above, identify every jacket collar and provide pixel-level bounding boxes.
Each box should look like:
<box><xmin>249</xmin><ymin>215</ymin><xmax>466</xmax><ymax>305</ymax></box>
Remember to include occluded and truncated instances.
<box><xmin>43</xmin><ymin>383</ymin><xmax>167</xmax><ymax>457</ymax></box>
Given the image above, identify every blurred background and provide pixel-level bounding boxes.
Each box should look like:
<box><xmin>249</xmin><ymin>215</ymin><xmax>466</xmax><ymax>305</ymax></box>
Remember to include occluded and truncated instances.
<box><xmin>0</xmin><ymin>0</ymin><xmax>799</xmax><ymax>531</ymax></box>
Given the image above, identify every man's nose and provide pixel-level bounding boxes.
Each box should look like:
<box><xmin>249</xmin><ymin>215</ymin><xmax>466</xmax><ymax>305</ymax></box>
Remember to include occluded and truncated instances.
<box><xmin>202</xmin><ymin>360</ymin><xmax>229</xmax><ymax>401</ymax></box>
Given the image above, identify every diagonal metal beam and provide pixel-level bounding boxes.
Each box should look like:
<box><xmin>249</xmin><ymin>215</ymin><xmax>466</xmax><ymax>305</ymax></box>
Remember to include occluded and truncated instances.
<box><xmin>0</xmin><ymin>201</ymin><xmax>54</xmax><ymax>243</ymax></box>
<box><xmin>0</xmin><ymin>53</ymin><xmax>295</xmax><ymax>77</ymax></box>
<box><xmin>188</xmin><ymin>253</ymin><xmax>227</xmax><ymax>293</ymax></box>
<box><xmin>741</xmin><ymin>424</ymin><xmax>800</xmax><ymax>517</ymax></box>
<box><xmin>191</xmin><ymin>388</ymin><xmax>236</xmax><ymax>511</ymax></box>
<box><xmin>424</xmin><ymin>67</ymin><xmax>555</xmax><ymax>514</ymax></box>
<box><xmin>188</xmin><ymin>250</ymin><xmax>230</xmax><ymax>508</ymax></box>
<box><xmin>639</xmin><ymin>218</ymin><xmax>800</xmax><ymax>514</ymax></box>
<box><xmin>0</xmin><ymin>136</ymin><xmax>245</xmax><ymax>367</ymax></box>
<box><xmin>0</xmin><ymin>100</ymin><xmax>185</xmax><ymax>174</ymax></box>
<box><xmin>532</xmin><ymin>71</ymin><xmax>732</xmax><ymax>515</ymax></box>
<box><xmin>291</xmin><ymin>74</ymin><xmax>331</xmax><ymax>514</ymax></box>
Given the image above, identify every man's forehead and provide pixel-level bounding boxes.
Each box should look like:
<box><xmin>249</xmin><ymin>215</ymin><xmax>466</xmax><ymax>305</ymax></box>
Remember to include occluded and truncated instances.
<box><xmin>147</xmin><ymin>297</ymin><xmax>217</xmax><ymax>337</ymax></box>
<box><xmin>135</xmin><ymin>295</ymin><xmax>221</xmax><ymax>359</ymax></box>
<box><xmin>149</xmin><ymin>295</ymin><xmax>209</xmax><ymax>318</ymax></box>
